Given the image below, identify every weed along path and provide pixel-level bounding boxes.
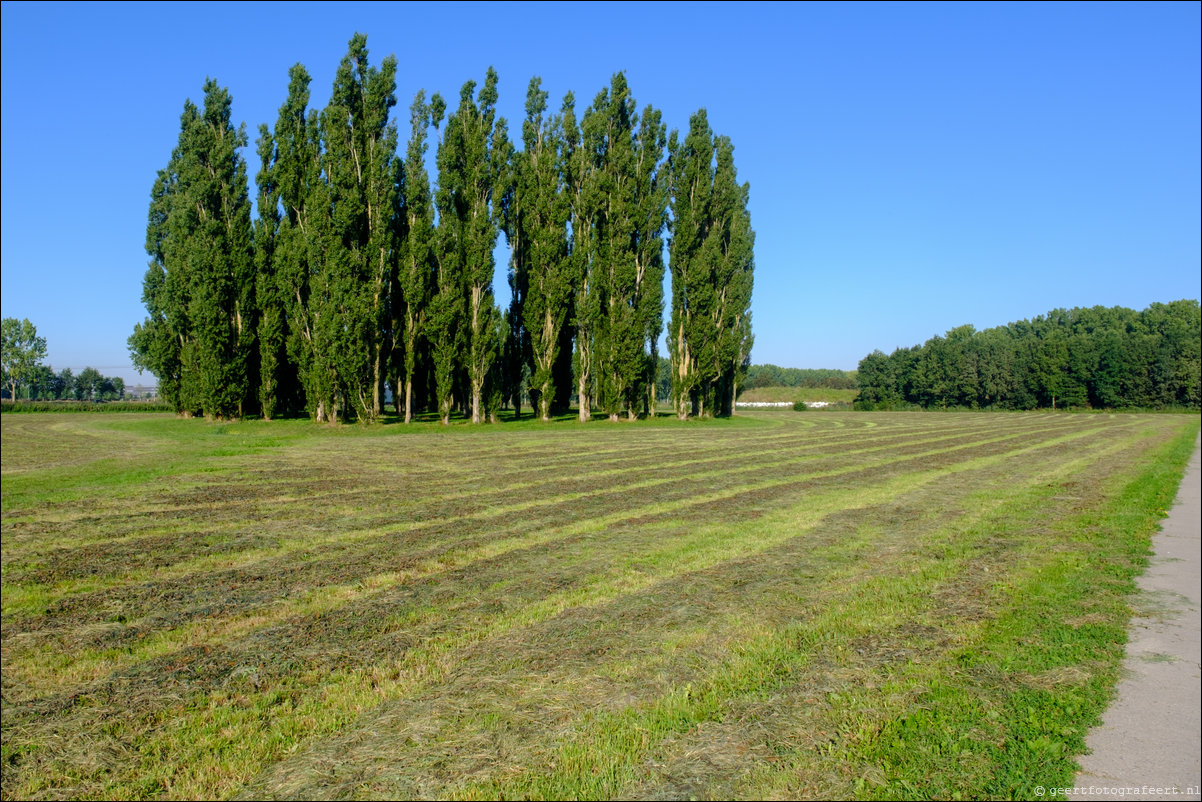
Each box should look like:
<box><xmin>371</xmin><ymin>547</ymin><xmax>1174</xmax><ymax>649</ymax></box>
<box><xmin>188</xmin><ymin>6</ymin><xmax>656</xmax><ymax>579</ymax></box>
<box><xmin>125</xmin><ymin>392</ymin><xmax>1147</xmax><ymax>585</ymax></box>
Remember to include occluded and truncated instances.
<box><xmin>1073</xmin><ymin>433</ymin><xmax>1202</xmax><ymax>801</ymax></box>
<box><xmin>1</xmin><ymin>411</ymin><xmax>1200</xmax><ymax>800</ymax></box>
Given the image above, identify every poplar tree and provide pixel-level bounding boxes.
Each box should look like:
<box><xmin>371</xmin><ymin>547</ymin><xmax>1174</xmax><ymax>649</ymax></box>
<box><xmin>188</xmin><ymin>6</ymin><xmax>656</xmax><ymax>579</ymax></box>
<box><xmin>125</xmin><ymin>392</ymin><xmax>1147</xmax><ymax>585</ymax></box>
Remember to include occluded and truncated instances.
<box><xmin>130</xmin><ymin>168</ymin><xmax>183</xmax><ymax>412</ymax></box>
<box><xmin>316</xmin><ymin>34</ymin><xmax>399</xmax><ymax>422</ymax></box>
<box><xmin>396</xmin><ymin>91</ymin><xmax>437</xmax><ymax>422</ymax></box>
<box><xmin>264</xmin><ymin>65</ymin><xmax>326</xmax><ymax>420</ymax></box>
<box><xmin>667</xmin><ymin>114</ymin><xmax>755</xmax><ymax>418</ymax></box>
<box><xmin>434</xmin><ymin>68</ymin><xmax>508</xmax><ymax>424</ymax></box>
<box><xmin>563</xmin><ymin>91</ymin><xmax>600</xmax><ymax>421</ymax></box>
<box><xmin>585</xmin><ymin>75</ymin><xmax>668</xmax><ymax>421</ymax></box>
<box><xmin>590</xmin><ymin>76</ymin><xmax>637</xmax><ymax>421</ymax></box>
<box><xmin>132</xmin><ymin>80</ymin><xmax>255</xmax><ymax>419</ymax></box>
<box><xmin>426</xmin><ymin>90</ymin><xmax>464</xmax><ymax>424</ymax></box>
<box><xmin>667</xmin><ymin>111</ymin><xmax>715</xmax><ymax>419</ymax></box>
<box><xmin>631</xmin><ymin>102</ymin><xmax>668</xmax><ymax>417</ymax></box>
<box><xmin>706</xmin><ymin>136</ymin><xmax>755</xmax><ymax>415</ymax></box>
<box><xmin>505</xmin><ymin>77</ymin><xmax>572</xmax><ymax>421</ymax></box>
<box><xmin>253</xmin><ymin>122</ymin><xmax>285</xmax><ymax>418</ymax></box>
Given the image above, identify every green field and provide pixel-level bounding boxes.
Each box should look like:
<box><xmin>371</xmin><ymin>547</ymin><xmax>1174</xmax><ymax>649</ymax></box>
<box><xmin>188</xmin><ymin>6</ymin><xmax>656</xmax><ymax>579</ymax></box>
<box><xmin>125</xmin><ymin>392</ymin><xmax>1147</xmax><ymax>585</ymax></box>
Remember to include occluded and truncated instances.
<box><xmin>1</xmin><ymin>411</ymin><xmax>1197</xmax><ymax>800</ymax></box>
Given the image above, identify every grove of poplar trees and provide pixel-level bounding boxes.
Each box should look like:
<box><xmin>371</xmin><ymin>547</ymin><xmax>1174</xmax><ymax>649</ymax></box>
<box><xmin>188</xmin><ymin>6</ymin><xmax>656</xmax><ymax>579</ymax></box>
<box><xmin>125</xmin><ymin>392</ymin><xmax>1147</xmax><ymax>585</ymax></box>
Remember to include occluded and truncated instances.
<box><xmin>131</xmin><ymin>35</ymin><xmax>754</xmax><ymax>423</ymax></box>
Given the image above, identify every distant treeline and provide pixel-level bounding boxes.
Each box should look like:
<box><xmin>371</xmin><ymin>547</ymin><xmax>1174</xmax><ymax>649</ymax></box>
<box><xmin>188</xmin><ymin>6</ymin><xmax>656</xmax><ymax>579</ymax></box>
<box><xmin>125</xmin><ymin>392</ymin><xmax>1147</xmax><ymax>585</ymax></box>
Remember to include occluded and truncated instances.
<box><xmin>855</xmin><ymin>301</ymin><xmax>1201</xmax><ymax>410</ymax></box>
<box><xmin>743</xmin><ymin>365</ymin><xmax>858</xmax><ymax>391</ymax></box>
<box><xmin>131</xmin><ymin>36</ymin><xmax>753</xmax><ymax>424</ymax></box>
<box><xmin>1</xmin><ymin>366</ymin><xmax>130</xmax><ymax>402</ymax></box>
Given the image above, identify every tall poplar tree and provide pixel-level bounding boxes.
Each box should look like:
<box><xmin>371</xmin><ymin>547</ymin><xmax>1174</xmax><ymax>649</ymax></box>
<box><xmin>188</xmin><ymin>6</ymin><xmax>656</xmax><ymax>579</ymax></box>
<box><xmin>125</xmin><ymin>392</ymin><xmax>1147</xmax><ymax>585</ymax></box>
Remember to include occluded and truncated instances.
<box><xmin>316</xmin><ymin>34</ymin><xmax>400</xmax><ymax>422</ymax></box>
<box><xmin>504</xmin><ymin>77</ymin><xmax>572</xmax><ymax>421</ymax></box>
<box><xmin>396</xmin><ymin>91</ymin><xmax>438</xmax><ymax>423</ymax></box>
<box><xmin>263</xmin><ymin>64</ymin><xmax>327</xmax><ymax>420</ymax></box>
<box><xmin>132</xmin><ymin>79</ymin><xmax>255</xmax><ymax>419</ymax></box>
<box><xmin>563</xmin><ymin>91</ymin><xmax>600</xmax><ymax>421</ymax></box>
<box><xmin>434</xmin><ymin>68</ymin><xmax>509</xmax><ymax>424</ymax></box>
<box><xmin>706</xmin><ymin>136</ymin><xmax>755</xmax><ymax>415</ymax></box>
<box><xmin>426</xmin><ymin>91</ymin><xmax>464</xmax><ymax>424</ymax></box>
<box><xmin>130</xmin><ymin>162</ymin><xmax>183</xmax><ymax>411</ymax></box>
<box><xmin>584</xmin><ymin>75</ymin><xmax>668</xmax><ymax>421</ymax></box>
<box><xmin>253</xmin><ymin>120</ymin><xmax>291</xmax><ymax>418</ymax></box>
<box><xmin>590</xmin><ymin>75</ymin><xmax>637</xmax><ymax>421</ymax></box>
<box><xmin>667</xmin><ymin>110</ymin><xmax>715</xmax><ymax>419</ymax></box>
<box><xmin>667</xmin><ymin>112</ymin><xmax>754</xmax><ymax>418</ymax></box>
<box><xmin>630</xmin><ymin>102</ymin><xmax>668</xmax><ymax>417</ymax></box>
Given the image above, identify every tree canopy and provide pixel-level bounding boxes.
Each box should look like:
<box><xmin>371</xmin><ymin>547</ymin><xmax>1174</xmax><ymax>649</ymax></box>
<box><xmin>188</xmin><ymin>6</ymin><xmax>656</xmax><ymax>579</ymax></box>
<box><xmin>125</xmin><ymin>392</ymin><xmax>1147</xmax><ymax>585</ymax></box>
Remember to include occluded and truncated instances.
<box><xmin>855</xmin><ymin>301</ymin><xmax>1201</xmax><ymax>410</ymax></box>
<box><xmin>2</xmin><ymin>318</ymin><xmax>48</xmax><ymax>401</ymax></box>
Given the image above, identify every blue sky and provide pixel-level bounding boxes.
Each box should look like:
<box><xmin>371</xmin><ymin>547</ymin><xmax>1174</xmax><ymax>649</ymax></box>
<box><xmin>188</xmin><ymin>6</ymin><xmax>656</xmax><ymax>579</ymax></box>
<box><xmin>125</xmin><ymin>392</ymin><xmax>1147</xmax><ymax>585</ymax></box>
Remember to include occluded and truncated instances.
<box><xmin>2</xmin><ymin>1</ymin><xmax>1199</xmax><ymax>384</ymax></box>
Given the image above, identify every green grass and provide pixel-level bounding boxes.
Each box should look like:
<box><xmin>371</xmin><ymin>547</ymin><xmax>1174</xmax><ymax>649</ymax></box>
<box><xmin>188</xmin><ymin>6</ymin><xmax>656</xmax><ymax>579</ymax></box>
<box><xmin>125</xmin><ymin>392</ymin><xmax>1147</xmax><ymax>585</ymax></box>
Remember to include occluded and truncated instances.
<box><xmin>1</xmin><ymin>410</ymin><xmax>1197</xmax><ymax>800</ymax></box>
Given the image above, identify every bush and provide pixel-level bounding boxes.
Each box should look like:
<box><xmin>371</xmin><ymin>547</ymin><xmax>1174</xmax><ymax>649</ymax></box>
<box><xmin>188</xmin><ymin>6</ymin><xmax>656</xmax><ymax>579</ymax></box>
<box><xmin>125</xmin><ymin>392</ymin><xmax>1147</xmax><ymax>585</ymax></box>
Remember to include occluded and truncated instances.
<box><xmin>792</xmin><ymin>401</ymin><xmax>807</xmax><ymax>411</ymax></box>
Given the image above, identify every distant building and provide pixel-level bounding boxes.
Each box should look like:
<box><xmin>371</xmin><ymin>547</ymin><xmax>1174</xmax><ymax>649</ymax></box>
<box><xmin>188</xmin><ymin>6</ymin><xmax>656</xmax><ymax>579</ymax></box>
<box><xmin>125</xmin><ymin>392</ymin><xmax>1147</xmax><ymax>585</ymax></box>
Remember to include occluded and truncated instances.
<box><xmin>128</xmin><ymin>384</ymin><xmax>158</xmax><ymax>400</ymax></box>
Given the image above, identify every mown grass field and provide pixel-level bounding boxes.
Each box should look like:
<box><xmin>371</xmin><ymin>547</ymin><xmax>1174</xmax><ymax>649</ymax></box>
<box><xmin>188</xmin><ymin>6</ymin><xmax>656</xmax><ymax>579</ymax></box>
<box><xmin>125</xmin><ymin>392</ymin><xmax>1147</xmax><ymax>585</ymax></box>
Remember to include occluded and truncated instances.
<box><xmin>1</xmin><ymin>410</ymin><xmax>1198</xmax><ymax>800</ymax></box>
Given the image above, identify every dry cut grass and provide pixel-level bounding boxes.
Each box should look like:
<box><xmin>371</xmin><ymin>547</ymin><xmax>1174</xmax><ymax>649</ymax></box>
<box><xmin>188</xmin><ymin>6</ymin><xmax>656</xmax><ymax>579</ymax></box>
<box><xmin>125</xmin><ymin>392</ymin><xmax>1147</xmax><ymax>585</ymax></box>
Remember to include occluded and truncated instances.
<box><xmin>1</xmin><ymin>410</ymin><xmax>1197</xmax><ymax>800</ymax></box>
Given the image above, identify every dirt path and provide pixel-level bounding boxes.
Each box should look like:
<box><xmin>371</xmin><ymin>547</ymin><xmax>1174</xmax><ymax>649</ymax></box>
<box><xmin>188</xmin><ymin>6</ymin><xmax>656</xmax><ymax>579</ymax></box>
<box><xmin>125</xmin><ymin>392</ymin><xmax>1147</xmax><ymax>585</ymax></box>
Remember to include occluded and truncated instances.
<box><xmin>1072</xmin><ymin>432</ymin><xmax>1201</xmax><ymax>801</ymax></box>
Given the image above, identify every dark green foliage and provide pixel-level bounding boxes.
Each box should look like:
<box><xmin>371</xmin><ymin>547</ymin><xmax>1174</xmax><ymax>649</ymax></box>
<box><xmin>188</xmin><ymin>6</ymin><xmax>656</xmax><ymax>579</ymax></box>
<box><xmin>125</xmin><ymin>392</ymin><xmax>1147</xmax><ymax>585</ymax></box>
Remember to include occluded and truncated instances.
<box><xmin>315</xmin><ymin>35</ymin><xmax>400</xmax><ymax>422</ymax></box>
<box><xmin>704</xmin><ymin>136</ymin><xmax>754</xmax><ymax>415</ymax></box>
<box><xmin>743</xmin><ymin>365</ymin><xmax>858</xmax><ymax>391</ymax></box>
<box><xmin>667</xmin><ymin>112</ymin><xmax>713</xmax><ymax>418</ymax></box>
<box><xmin>131</xmin><ymin>80</ymin><xmax>256</xmax><ymax>419</ymax></box>
<box><xmin>629</xmin><ymin>97</ymin><xmax>669</xmax><ymax>418</ymax></box>
<box><xmin>270</xmin><ymin>65</ymin><xmax>332</xmax><ymax>421</ymax></box>
<box><xmin>570</xmin><ymin>75</ymin><xmax>669</xmax><ymax>421</ymax></box>
<box><xmin>855</xmin><ymin>301</ymin><xmax>1202</xmax><ymax>410</ymax></box>
<box><xmin>667</xmin><ymin>111</ymin><xmax>755</xmax><ymax>418</ymax></box>
<box><xmin>253</xmin><ymin>118</ymin><xmax>289</xmax><ymax>419</ymax></box>
<box><xmin>133</xmin><ymin>53</ymin><xmax>757</xmax><ymax>425</ymax></box>
<box><xmin>502</xmin><ymin>78</ymin><xmax>573</xmax><ymax>421</ymax></box>
<box><xmin>589</xmin><ymin>75</ymin><xmax>640</xmax><ymax>421</ymax></box>
<box><xmin>396</xmin><ymin>92</ymin><xmax>437</xmax><ymax>422</ymax></box>
<box><xmin>562</xmin><ymin>91</ymin><xmax>600</xmax><ymax>421</ymax></box>
<box><xmin>434</xmin><ymin>68</ymin><xmax>509</xmax><ymax>424</ymax></box>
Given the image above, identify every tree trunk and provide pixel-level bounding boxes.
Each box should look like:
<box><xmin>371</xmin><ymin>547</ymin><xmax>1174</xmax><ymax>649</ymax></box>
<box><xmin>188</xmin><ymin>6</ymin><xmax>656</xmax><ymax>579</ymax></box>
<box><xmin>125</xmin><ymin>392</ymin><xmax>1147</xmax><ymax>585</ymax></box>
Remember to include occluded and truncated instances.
<box><xmin>577</xmin><ymin>340</ymin><xmax>591</xmax><ymax>422</ymax></box>
<box><xmin>578</xmin><ymin>375</ymin><xmax>590</xmax><ymax>421</ymax></box>
<box><xmin>370</xmin><ymin>346</ymin><xmax>379</xmax><ymax>418</ymax></box>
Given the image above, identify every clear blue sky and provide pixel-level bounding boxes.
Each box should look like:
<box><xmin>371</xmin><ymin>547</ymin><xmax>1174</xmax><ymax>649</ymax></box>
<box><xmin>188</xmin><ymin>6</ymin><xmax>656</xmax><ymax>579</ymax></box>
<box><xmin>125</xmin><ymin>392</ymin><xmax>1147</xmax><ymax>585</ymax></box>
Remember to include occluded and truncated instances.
<box><xmin>2</xmin><ymin>1</ymin><xmax>1199</xmax><ymax>385</ymax></box>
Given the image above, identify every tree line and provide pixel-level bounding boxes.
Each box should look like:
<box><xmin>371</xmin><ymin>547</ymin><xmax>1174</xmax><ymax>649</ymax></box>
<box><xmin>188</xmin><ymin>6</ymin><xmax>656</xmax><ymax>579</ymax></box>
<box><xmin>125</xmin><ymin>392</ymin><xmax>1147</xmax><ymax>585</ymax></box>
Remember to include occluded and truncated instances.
<box><xmin>7</xmin><ymin>366</ymin><xmax>130</xmax><ymax>402</ymax></box>
<box><xmin>2</xmin><ymin>316</ymin><xmax>130</xmax><ymax>401</ymax></box>
<box><xmin>130</xmin><ymin>35</ymin><xmax>754</xmax><ymax>423</ymax></box>
<box><xmin>854</xmin><ymin>301</ymin><xmax>1201</xmax><ymax>410</ymax></box>
<box><xmin>743</xmin><ymin>365</ymin><xmax>858</xmax><ymax>391</ymax></box>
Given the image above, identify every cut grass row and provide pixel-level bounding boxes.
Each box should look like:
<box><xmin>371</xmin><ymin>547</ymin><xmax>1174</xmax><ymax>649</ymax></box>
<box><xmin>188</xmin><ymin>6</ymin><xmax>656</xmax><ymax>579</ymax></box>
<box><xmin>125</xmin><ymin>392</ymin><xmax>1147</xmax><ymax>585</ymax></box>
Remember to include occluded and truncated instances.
<box><xmin>2</xmin><ymin>411</ymin><xmax>1197</xmax><ymax>799</ymax></box>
